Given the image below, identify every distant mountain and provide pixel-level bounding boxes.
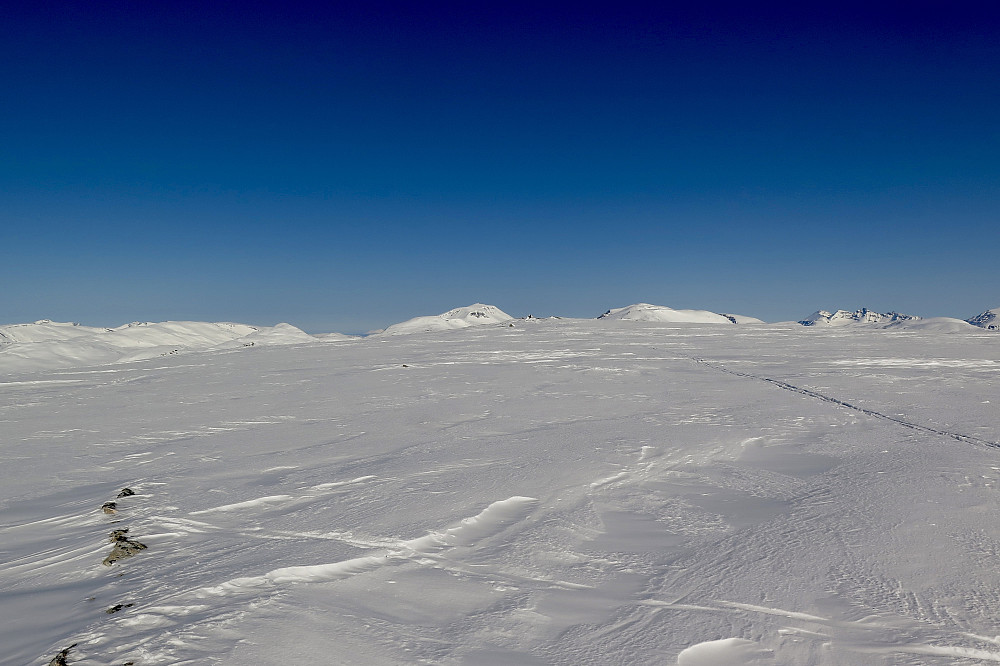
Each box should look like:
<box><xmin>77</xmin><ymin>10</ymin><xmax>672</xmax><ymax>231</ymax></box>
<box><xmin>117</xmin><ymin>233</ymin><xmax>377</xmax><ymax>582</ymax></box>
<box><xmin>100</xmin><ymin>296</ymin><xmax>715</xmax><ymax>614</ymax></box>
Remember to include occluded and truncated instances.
<box><xmin>798</xmin><ymin>308</ymin><xmax>919</xmax><ymax>327</ymax></box>
<box><xmin>966</xmin><ymin>307</ymin><xmax>1000</xmax><ymax>330</ymax></box>
<box><xmin>381</xmin><ymin>304</ymin><xmax>514</xmax><ymax>335</ymax></box>
<box><xmin>0</xmin><ymin>320</ymin><xmax>338</xmax><ymax>371</ymax></box>
<box><xmin>598</xmin><ymin>303</ymin><xmax>761</xmax><ymax>324</ymax></box>
<box><xmin>884</xmin><ymin>317</ymin><xmax>978</xmax><ymax>333</ymax></box>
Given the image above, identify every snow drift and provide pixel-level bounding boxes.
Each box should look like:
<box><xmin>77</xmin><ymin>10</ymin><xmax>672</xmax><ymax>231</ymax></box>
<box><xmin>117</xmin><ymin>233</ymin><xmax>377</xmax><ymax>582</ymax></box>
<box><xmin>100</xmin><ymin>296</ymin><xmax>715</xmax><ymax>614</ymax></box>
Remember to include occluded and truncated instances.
<box><xmin>884</xmin><ymin>317</ymin><xmax>980</xmax><ymax>333</ymax></box>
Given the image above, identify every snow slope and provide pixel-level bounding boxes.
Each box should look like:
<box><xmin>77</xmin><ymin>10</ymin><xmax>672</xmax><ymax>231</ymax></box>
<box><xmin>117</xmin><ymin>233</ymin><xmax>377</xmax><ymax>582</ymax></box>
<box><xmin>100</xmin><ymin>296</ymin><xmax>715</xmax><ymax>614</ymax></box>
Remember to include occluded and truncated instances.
<box><xmin>599</xmin><ymin>303</ymin><xmax>738</xmax><ymax>324</ymax></box>
<box><xmin>2</xmin><ymin>318</ymin><xmax>1000</xmax><ymax>665</ymax></box>
<box><xmin>381</xmin><ymin>303</ymin><xmax>514</xmax><ymax>335</ymax></box>
<box><xmin>0</xmin><ymin>320</ymin><xmax>336</xmax><ymax>371</ymax></box>
<box><xmin>885</xmin><ymin>317</ymin><xmax>979</xmax><ymax>333</ymax></box>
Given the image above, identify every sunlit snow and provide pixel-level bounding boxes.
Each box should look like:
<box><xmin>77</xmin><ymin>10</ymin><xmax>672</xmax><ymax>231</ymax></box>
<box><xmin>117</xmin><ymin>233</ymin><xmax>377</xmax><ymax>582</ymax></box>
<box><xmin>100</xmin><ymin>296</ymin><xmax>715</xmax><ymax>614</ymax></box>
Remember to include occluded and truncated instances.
<box><xmin>1</xmin><ymin>307</ymin><xmax>999</xmax><ymax>665</ymax></box>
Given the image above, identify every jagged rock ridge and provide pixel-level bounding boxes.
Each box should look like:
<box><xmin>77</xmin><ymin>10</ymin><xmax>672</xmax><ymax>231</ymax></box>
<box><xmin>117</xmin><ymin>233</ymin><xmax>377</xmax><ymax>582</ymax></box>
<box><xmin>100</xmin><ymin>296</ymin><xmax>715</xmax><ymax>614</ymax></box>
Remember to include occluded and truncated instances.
<box><xmin>799</xmin><ymin>308</ymin><xmax>919</xmax><ymax>326</ymax></box>
<box><xmin>966</xmin><ymin>307</ymin><xmax>1000</xmax><ymax>330</ymax></box>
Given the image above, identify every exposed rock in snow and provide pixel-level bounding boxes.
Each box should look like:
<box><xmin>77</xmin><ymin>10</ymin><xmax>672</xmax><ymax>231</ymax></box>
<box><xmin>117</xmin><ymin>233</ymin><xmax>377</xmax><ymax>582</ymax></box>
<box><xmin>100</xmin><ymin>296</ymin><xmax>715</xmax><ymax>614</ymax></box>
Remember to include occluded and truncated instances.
<box><xmin>720</xmin><ymin>313</ymin><xmax>766</xmax><ymax>324</ymax></box>
<box><xmin>4</xmin><ymin>315</ymin><xmax>1000</xmax><ymax>664</ymax></box>
<box><xmin>381</xmin><ymin>304</ymin><xmax>514</xmax><ymax>335</ymax></box>
<box><xmin>966</xmin><ymin>307</ymin><xmax>1000</xmax><ymax>330</ymax></box>
<box><xmin>798</xmin><ymin>308</ymin><xmax>919</xmax><ymax>327</ymax></box>
<box><xmin>676</xmin><ymin>637</ymin><xmax>770</xmax><ymax>665</ymax></box>
<box><xmin>312</xmin><ymin>332</ymin><xmax>359</xmax><ymax>341</ymax></box>
<box><xmin>599</xmin><ymin>303</ymin><xmax>736</xmax><ymax>324</ymax></box>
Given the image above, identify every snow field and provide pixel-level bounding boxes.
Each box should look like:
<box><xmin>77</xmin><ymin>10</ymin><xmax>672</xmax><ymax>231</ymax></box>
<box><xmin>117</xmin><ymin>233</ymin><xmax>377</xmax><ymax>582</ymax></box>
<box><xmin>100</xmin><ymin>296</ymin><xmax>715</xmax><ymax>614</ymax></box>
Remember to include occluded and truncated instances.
<box><xmin>0</xmin><ymin>318</ymin><xmax>998</xmax><ymax>664</ymax></box>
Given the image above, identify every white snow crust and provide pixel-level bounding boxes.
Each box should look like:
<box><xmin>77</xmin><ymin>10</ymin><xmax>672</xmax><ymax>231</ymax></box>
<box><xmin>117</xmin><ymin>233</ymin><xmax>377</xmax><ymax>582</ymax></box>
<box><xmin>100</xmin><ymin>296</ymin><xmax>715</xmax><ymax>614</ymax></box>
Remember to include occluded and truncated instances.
<box><xmin>720</xmin><ymin>313</ymin><xmax>766</xmax><ymax>324</ymax></box>
<box><xmin>885</xmin><ymin>317</ymin><xmax>980</xmax><ymax>333</ymax></box>
<box><xmin>2</xmin><ymin>313</ymin><xmax>1000</xmax><ymax>665</ymax></box>
<box><xmin>676</xmin><ymin>637</ymin><xmax>771</xmax><ymax>665</ymax></box>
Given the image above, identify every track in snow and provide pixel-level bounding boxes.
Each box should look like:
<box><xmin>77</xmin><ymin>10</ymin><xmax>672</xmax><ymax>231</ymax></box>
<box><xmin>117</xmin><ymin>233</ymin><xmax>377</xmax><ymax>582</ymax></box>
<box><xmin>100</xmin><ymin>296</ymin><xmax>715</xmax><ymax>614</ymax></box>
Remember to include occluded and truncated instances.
<box><xmin>691</xmin><ymin>356</ymin><xmax>1000</xmax><ymax>449</ymax></box>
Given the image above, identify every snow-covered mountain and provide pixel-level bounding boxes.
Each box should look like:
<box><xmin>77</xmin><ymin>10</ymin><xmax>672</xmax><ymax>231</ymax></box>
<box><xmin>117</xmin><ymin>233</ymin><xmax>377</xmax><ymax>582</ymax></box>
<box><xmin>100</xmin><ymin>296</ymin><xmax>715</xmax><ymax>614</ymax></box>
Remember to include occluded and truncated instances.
<box><xmin>0</xmin><ymin>319</ymin><xmax>339</xmax><ymax>371</ymax></box>
<box><xmin>5</xmin><ymin>315</ymin><xmax>1000</xmax><ymax>665</ymax></box>
<box><xmin>966</xmin><ymin>307</ymin><xmax>1000</xmax><ymax>330</ymax></box>
<box><xmin>719</xmin><ymin>312</ymin><xmax>766</xmax><ymax>324</ymax></box>
<box><xmin>798</xmin><ymin>308</ymin><xmax>919</xmax><ymax>327</ymax></box>
<box><xmin>598</xmin><ymin>303</ymin><xmax>762</xmax><ymax>324</ymax></box>
<box><xmin>381</xmin><ymin>303</ymin><xmax>514</xmax><ymax>335</ymax></box>
<box><xmin>884</xmin><ymin>317</ymin><xmax>978</xmax><ymax>333</ymax></box>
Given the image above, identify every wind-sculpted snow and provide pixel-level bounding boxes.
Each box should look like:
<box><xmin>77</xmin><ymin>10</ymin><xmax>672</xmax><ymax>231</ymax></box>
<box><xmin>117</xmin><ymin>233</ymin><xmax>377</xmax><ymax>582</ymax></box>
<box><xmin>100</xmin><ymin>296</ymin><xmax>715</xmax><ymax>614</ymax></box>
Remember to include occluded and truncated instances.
<box><xmin>676</xmin><ymin>637</ymin><xmax>771</xmax><ymax>665</ymax></box>
<box><xmin>2</xmin><ymin>318</ymin><xmax>1000</xmax><ymax>664</ymax></box>
<box><xmin>195</xmin><ymin>496</ymin><xmax>539</xmax><ymax>589</ymax></box>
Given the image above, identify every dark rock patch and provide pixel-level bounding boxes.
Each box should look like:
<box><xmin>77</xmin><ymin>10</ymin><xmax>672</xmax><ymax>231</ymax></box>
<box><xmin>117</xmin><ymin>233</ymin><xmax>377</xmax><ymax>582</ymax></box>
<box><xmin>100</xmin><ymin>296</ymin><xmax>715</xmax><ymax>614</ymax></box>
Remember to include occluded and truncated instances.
<box><xmin>106</xmin><ymin>602</ymin><xmax>134</xmax><ymax>614</ymax></box>
<box><xmin>116</xmin><ymin>487</ymin><xmax>135</xmax><ymax>498</ymax></box>
<box><xmin>102</xmin><ymin>501</ymin><xmax>117</xmax><ymax>514</ymax></box>
<box><xmin>108</xmin><ymin>528</ymin><xmax>130</xmax><ymax>542</ymax></box>
<box><xmin>103</xmin><ymin>528</ymin><xmax>147</xmax><ymax>566</ymax></box>
<box><xmin>48</xmin><ymin>643</ymin><xmax>77</xmax><ymax>666</ymax></box>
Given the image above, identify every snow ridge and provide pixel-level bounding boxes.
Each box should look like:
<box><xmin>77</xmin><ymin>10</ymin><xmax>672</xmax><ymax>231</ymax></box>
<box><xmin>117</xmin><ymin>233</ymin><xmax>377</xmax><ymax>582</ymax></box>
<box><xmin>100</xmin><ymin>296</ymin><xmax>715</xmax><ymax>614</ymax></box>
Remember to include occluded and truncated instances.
<box><xmin>0</xmin><ymin>320</ymin><xmax>333</xmax><ymax>371</ymax></box>
<box><xmin>798</xmin><ymin>308</ymin><xmax>919</xmax><ymax>327</ymax></box>
<box><xmin>599</xmin><ymin>303</ymin><xmax>761</xmax><ymax>325</ymax></box>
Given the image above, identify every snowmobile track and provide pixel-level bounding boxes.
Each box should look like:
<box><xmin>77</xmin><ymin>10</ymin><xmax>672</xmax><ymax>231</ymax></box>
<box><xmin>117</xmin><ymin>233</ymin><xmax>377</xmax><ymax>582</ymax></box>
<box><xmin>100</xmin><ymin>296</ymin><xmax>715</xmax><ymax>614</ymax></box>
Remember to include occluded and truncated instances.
<box><xmin>691</xmin><ymin>357</ymin><xmax>1000</xmax><ymax>450</ymax></box>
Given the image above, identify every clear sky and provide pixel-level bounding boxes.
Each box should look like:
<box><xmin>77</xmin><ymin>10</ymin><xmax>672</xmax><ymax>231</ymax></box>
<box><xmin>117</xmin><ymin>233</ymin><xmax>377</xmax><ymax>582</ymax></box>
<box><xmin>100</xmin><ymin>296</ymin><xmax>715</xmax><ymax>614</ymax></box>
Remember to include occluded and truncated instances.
<box><xmin>3</xmin><ymin>2</ymin><xmax>997</xmax><ymax>333</ymax></box>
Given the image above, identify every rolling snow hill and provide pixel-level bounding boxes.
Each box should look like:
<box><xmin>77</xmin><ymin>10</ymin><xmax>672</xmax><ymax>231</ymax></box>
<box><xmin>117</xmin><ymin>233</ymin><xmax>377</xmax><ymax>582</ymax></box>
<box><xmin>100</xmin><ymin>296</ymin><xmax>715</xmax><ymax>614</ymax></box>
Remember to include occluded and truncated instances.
<box><xmin>0</xmin><ymin>320</ymin><xmax>339</xmax><ymax>371</ymax></box>
<box><xmin>798</xmin><ymin>308</ymin><xmax>919</xmax><ymax>327</ymax></box>
<box><xmin>884</xmin><ymin>317</ymin><xmax>980</xmax><ymax>333</ymax></box>
<box><xmin>598</xmin><ymin>303</ymin><xmax>751</xmax><ymax>324</ymax></box>
<box><xmin>381</xmin><ymin>303</ymin><xmax>514</xmax><ymax>335</ymax></box>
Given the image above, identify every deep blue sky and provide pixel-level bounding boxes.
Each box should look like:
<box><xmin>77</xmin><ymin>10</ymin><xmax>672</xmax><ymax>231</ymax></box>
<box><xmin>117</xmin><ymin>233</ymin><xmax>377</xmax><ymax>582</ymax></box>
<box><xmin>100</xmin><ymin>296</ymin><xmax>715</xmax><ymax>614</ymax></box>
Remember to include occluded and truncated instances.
<box><xmin>3</xmin><ymin>2</ymin><xmax>997</xmax><ymax>332</ymax></box>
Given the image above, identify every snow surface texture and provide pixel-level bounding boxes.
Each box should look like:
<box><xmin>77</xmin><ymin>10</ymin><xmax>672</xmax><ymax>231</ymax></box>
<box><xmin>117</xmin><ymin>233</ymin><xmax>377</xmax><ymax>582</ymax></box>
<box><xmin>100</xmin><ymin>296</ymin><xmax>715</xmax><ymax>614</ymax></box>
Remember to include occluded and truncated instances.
<box><xmin>2</xmin><ymin>309</ymin><xmax>1000</xmax><ymax>665</ymax></box>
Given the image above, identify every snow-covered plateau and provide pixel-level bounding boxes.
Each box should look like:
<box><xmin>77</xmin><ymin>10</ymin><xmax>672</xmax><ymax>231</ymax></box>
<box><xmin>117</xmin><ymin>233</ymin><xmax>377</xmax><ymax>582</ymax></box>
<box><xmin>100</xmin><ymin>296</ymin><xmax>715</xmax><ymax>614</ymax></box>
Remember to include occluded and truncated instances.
<box><xmin>2</xmin><ymin>308</ymin><xmax>999</xmax><ymax>665</ymax></box>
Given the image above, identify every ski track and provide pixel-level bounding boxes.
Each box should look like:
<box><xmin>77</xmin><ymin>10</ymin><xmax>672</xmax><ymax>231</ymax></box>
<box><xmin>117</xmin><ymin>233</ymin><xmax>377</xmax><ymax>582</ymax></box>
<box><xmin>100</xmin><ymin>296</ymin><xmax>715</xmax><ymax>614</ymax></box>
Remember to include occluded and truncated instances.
<box><xmin>692</xmin><ymin>356</ymin><xmax>1000</xmax><ymax>449</ymax></box>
